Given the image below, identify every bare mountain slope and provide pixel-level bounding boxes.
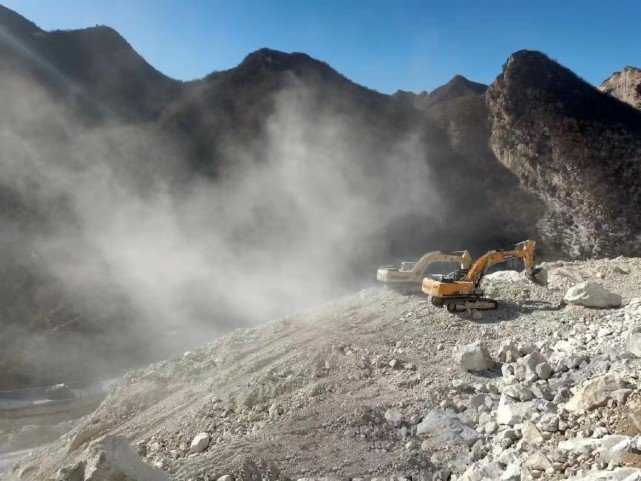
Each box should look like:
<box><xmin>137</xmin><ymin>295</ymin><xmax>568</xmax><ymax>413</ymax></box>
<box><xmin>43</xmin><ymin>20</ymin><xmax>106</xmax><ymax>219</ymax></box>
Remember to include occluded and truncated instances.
<box><xmin>9</xmin><ymin>257</ymin><xmax>641</xmax><ymax>480</ymax></box>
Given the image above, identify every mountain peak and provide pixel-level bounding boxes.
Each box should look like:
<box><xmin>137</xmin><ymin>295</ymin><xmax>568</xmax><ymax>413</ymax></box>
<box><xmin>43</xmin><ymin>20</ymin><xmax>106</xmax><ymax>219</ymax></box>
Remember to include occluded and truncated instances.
<box><xmin>233</xmin><ymin>48</ymin><xmax>341</xmax><ymax>80</ymax></box>
<box><xmin>423</xmin><ymin>74</ymin><xmax>487</xmax><ymax>108</ymax></box>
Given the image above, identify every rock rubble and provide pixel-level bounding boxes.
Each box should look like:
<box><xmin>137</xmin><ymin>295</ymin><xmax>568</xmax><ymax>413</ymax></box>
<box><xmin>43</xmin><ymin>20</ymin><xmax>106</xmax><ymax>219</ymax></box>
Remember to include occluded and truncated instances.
<box><xmin>8</xmin><ymin>257</ymin><xmax>641</xmax><ymax>481</ymax></box>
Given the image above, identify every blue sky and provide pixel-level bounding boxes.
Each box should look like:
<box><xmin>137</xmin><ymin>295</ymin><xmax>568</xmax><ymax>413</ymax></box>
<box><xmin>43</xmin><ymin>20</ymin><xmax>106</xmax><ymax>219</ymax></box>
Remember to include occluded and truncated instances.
<box><xmin>3</xmin><ymin>0</ymin><xmax>640</xmax><ymax>94</ymax></box>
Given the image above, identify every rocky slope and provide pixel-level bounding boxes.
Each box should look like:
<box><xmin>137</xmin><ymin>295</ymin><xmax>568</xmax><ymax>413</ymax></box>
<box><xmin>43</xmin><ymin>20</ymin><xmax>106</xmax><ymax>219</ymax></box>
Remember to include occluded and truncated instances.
<box><xmin>8</xmin><ymin>257</ymin><xmax>641</xmax><ymax>480</ymax></box>
<box><xmin>599</xmin><ymin>67</ymin><xmax>641</xmax><ymax>111</ymax></box>
<box><xmin>487</xmin><ymin>50</ymin><xmax>641</xmax><ymax>259</ymax></box>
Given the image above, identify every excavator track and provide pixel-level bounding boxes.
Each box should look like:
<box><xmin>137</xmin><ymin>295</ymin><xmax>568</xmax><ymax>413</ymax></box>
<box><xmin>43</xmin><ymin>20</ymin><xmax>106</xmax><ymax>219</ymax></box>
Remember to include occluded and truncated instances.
<box><xmin>443</xmin><ymin>296</ymin><xmax>498</xmax><ymax>313</ymax></box>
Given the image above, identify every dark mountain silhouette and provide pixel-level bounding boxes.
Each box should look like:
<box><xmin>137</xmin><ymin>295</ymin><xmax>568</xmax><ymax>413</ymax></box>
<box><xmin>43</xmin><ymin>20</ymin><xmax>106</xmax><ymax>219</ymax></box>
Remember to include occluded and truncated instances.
<box><xmin>0</xmin><ymin>5</ymin><xmax>181</xmax><ymax>121</ymax></box>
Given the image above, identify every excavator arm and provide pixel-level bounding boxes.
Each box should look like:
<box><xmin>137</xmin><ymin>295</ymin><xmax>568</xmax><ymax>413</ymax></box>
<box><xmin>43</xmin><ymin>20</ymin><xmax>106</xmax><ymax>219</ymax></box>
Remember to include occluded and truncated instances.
<box><xmin>464</xmin><ymin>240</ymin><xmax>536</xmax><ymax>286</ymax></box>
<box><xmin>377</xmin><ymin>249</ymin><xmax>472</xmax><ymax>292</ymax></box>
<box><xmin>410</xmin><ymin>250</ymin><xmax>472</xmax><ymax>277</ymax></box>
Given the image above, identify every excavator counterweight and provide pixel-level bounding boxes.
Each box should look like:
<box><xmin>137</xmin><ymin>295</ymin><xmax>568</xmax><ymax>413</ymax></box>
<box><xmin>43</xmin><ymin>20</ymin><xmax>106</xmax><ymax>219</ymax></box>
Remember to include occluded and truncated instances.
<box><xmin>422</xmin><ymin>240</ymin><xmax>537</xmax><ymax>312</ymax></box>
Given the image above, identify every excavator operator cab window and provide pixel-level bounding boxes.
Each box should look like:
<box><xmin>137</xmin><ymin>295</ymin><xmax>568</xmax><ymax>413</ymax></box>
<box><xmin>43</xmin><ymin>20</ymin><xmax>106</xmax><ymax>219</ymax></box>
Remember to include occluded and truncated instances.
<box><xmin>399</xmin><ymin>262</ymin><xmax>416</xmax><ymax>272</ymax></box>
<box><xmin>445</xmin><ymin>268</ymin><xmax>469</xmax><ymax>280</ymax></box>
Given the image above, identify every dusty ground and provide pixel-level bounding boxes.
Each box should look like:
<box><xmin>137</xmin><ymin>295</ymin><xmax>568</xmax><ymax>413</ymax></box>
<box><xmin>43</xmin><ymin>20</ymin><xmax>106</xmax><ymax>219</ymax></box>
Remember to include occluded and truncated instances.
<box><xmin>5</xmin><ymin>257</ymin><xmax>641</xmax><ymax>480</ymax></box>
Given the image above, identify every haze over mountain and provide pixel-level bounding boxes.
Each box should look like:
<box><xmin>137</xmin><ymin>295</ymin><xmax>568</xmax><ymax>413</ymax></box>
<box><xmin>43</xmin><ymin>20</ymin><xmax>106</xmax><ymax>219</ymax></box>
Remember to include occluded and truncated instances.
<box><xmin>1</xmin><ymin>5</ymin><xmax>640</xmax><ymax>389</ymax></box>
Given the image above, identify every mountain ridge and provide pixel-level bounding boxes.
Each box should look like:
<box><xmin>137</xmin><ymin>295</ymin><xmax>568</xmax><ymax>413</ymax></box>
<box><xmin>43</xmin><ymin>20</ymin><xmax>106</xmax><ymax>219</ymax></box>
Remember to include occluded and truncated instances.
<box><xmin>0</xmin><ymin>6</ymin><xmax>639</xmax><ymax>390</ymax></box>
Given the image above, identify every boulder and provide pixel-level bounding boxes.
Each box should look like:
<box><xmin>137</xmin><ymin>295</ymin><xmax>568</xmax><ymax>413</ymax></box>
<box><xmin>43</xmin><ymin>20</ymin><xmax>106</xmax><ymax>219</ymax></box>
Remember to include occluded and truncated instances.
<box><xmin>384</xmin><ymin>408</ymin><xmax>402</xmax><ymax>427</ymax></box>
<box><xmin>484</xmin><ymin>270</ymin><xmax>522</xmax><ymax>283</ymax></box>
<box><xmin>627</xmin><ymin>330</ymin><xmax>641</xmax><ymax>358</ymax></box>
<box><xmin>565</xmin><ymin>374</ymin><xmax>627</xmax><ymax>411</ymax></box>
<box><xmin>502</xmin><ymin>384</ymin><xmax>533</xmax><ymax>401</ymax></box>
<box><xmin>614</xmin><ymin>265</ymin><xmax>631</xmax><ymax>275</ymax></box>
<box><xmin>58</xmin><ymin>435</ymin><xmax>170</xmax><ymax>481</ymax></box>
<box><xmin>189</xmin><ymin>432</ymin><xmax>210</xmax><ymax>453</ymax></box>
<box><xmin>497</xmin><ymin>340</ymin><xmax>520</xmax><ymax>363</ymax></box>
<box><xmin>521</xmin><ymin>420</ymin><xmax>543</xmax><ymax>445</ymax></box>
<box><xmin>458</xmin><ymin>458</ymin><xmax>504</xmax><ymax>481</ymax></box>
<box><xmin>454</xmin><ymin>341</ymin><xmax>494</xmax><ymax>372</ymax></box>
<box><xmin>600</xmin><ymin>437</ymin><xmax>633</xmax><ymax>465</ymax></box>
<box><xmin>524</xmin><ymin>451</ymin><xmax>553</xmax><ymax>471</ymax></box>
<box><xmin>533</xmin><ymin>266</ymin><xmax>549</xmax><ymax>286</ymax></box>
<box><xmin>558</xmin><ymin>435</ymin><xmax>630</xmax><ymax>454</ymax></box>
<box><xmin>628</xmin><ymin>399</ymin><xmax>641</xmax><ymax>431</ymax></box>
<box><xmin>416</xmin><ymin>410</ymin><xmax>480</xmax><ymax>447</ymax></box>
<box><xmin>563</xmin><ymin>281</ymin><xmax>622</xmax><ymax>308</ymax></box>
<box><xmin>496</xmin><ymin>394</ymin><xmax>535</xmax><ymax>426</ymax></box>
<box><xmin>535</xmin><ymin>362</ymin><xmax>553</xmax><ymax>380</ymax></box>
<box><xmin>500</xmin><ymin>463</ymin><xmax>521</xmax><ymax>481</ymax></box>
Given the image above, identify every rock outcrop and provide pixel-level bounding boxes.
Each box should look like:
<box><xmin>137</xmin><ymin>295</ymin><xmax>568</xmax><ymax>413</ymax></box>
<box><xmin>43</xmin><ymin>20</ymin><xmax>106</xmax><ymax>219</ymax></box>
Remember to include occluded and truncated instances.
<box><xmin>599</xmin><ymin>66</ymin><xmax>641</xmax><ymax>110</ymax></box>
<box><xmin>487</xmin><ymin>50</ymin><xmax>641</xmax><ymax>258</ymax></box>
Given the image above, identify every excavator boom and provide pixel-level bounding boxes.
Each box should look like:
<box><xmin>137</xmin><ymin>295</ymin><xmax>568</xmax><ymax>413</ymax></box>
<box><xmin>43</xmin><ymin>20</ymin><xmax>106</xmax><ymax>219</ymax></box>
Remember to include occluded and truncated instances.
<box><xmin>377</xmin><ymin>250</ymin><xmax>472</xmax><ymax>292</ymax></box>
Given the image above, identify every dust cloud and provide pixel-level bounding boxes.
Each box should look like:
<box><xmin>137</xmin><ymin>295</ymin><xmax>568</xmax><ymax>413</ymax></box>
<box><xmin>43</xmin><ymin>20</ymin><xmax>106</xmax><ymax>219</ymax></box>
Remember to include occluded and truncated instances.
<box><xmin>0</xmin><ymin>71</ymin><xmax>442</xmax><ymax>384</ymax></box>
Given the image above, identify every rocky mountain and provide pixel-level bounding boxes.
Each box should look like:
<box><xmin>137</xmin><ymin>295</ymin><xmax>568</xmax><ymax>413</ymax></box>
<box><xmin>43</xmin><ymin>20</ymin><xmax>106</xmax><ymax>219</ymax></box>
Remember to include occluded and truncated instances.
<box><xmin>487</xmin><ymin>50</ymin><xmax>641</xmax><ymax>258</ymax></box>
<box><xmin>1</xmin><ymin>5</ymin><xmax>641</xmax><ymax>396</ymax></box>
<box><xmin>599</xmin><ymin>66</ymin><xmax>641</xmax><ymax>110</ymax></box>
<box><xmin>0</xmin><ymin>6</ymin><xmax>538</xmax><ymax>390</ymax></box>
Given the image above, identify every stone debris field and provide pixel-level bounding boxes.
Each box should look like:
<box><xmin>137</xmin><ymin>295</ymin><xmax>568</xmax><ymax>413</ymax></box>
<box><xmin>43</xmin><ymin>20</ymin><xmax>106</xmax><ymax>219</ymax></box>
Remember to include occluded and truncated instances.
<box><xmin>8</xmin><ymin>257</ymin><xmax>641</xmax><ymax>481</ymax></box>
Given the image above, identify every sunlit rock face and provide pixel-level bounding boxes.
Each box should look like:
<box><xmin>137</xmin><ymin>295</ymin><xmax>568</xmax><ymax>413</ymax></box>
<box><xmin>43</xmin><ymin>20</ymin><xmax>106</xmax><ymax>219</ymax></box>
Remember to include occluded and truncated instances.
<box><xmin>599</xmin><ymin>66</ymin><xmax>641</xmax><ymax>111</ymax></box>
<box><xmin>487</xmin><ymin>50</ymin><xmax>641</xmax><ymax>259</ymax></box>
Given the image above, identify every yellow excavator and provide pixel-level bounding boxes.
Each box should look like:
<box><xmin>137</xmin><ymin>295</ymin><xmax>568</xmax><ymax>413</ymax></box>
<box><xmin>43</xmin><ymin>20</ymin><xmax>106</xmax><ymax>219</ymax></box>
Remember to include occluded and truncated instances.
<box><xmin>377</xmin><ymin>250</ymin><xmax>472</xmax><ymax>292</ymax></box>
<box><xmin>422</xmin><ymin>240</ymin><xmax>537</xmax><ymax>312</ymax></box>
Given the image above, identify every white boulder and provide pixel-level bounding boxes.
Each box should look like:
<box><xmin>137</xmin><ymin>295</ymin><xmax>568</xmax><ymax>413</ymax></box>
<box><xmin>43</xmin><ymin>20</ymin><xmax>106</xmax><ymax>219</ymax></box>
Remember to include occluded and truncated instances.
<box><xmin>59</xmin><ymin>435</ymin><xmax>170</xmax><ymax>481</ymax></box>
<box><xmin>496</xmin><ymin>394</ymin><xmax>535</xmax><ymax>426</ymax></box>
<box><xmin>565</xmin><ymin>467</ymin><xmax>641</xmax><ymax>480</ymax></box>
<box><xmin>416</xmin><ymin>409</ymin><xmax>480</xmax><ymax>447</ymax></box>
<box><xmin>484</xmin><ymin>270</ymin><xmax>522</xmax><ymax>283</ymax></box>
<box><xmin>627</xmin><ymin>330</ymin><xmax>641</xmax><ymax>358</ymax></box>
<box><xmin>565</xmin><ymin>374</ymin><xmax>627</xmax><ymax>411</ymax></box>
<box><xmin>563</xmin><ymin>281</ymin><xmax>622</xmax><ymax>308</ymax></box>
<box><xmin>454</xmin><ymin>341</ymin><xmax>494</xmax><ymax>372</ymax></box>
<box><xmin>189</xmin><ymin>432</ymin><xmax>210</xmax><ymax>453</ymax></box>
